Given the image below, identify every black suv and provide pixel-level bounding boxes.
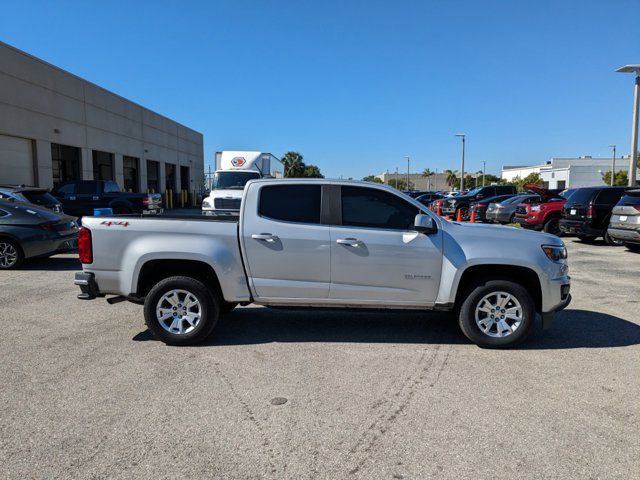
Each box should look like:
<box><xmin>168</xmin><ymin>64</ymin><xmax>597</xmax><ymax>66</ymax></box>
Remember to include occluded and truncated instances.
<box><xmin>441</xmin><ymin>185</ymin><xmax>517</xmax><ymax>219</ymax></box>
<box><xmin>559</xmin><ymin>186</ymin><xmax>631</xmax><ymax>245</ymax></box>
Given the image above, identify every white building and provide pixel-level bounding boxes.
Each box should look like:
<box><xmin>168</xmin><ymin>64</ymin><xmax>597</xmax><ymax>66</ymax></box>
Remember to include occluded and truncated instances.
<box><xmin>0</xmin><ymin>41</ymin><xmax>204</xmax><ymax>195</ymax></box>
<box><xmin>502</xmin><ymin>157</ymin><xmax>637</xmax><ymax>189</ymax></box>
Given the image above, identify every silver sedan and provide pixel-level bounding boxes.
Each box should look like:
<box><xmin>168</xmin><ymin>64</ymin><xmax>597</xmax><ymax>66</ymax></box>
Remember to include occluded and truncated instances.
<box><xmin>486</xmin><ymin>194</ymin><xmax>538</xmax><ymax>224</ymax></box>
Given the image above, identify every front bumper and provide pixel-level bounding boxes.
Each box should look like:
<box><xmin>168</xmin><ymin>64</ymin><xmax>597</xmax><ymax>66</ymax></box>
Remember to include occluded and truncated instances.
<box><xmin>74</xmin><ymin>272</ymin><xmax>100</xmax><ymax>300</ymax></box>
<box><xmin>513</xmin><ymin>216</ymin><xmax>543</xmax><ymax>230</ymax></box>
<box><xmin>485</xmin><ymin>210</ymin><xmax>512</xmax><ymax>223</ymax></box>
<box><xmin>607</xmin><ymin>227</ymin><xmax>640</xmax><ymax>244</ymax></box>
<box><xmin>541</xmin><ymin>281</ymin><xmax>571</xmax><ymax>330</ymax></box>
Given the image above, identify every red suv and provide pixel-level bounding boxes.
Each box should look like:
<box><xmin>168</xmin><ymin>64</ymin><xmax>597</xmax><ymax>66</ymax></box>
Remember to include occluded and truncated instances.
<box><xmin>514</xmin><ymin>184</ymin><xmax>574</xmax><ymax>235</ymax></box>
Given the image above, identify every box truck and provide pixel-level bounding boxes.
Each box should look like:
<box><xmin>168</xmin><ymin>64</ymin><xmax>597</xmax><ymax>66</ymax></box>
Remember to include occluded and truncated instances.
<box><xmin>202</xmin><ymin>151</ymin><xmax>282</xmax><ymax>214</ymax></box>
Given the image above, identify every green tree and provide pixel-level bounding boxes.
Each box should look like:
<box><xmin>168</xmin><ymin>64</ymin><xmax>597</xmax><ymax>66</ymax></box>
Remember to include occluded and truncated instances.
<box><xmin>511</xmin><ymin>173</ymin><xmax>543</xmax><ymax>192</ymax></box>
<box><xmin>302</xmin><ymin>164</ymin><xmax>324</xmax><ymax>178</ymax></box>
<box><xmin>484</xmin><ymin>173</ymin><xmax>502</xmax><ymax>184</ymax></box>
<box><xmin>388</xmin><ymin>178</ymin><xmax>413</xmax><ymax>190</ymax></box>
<box><xmin>443</xmin><ymin>169</ymin><xmax>458</xmax><ymax>188</ymax></box>
<box><xmin>603</xmin><ymin>170</ymin><xmax>628</xmax><ymax>186</ymax></box>
<box><xmin>362</xmin><ymin>175</ymin><xmax>383</xmax><ymax>183</ymax></box>
<box><xmin>422</xmin><ymin>168</ymin><xmax>434</xmax><ymax>190</ymax></box>
<box><xmin>281</xmin><ymin>151</ymin><xmax>305</xmax><ymax>178</ymax></box>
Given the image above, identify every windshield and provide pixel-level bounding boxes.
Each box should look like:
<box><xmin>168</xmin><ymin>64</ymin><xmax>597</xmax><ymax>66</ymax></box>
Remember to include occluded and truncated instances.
<box><xmin>213</xmin><ymin>171</ymin><xmax>261</xmax><ymax>190</ymax></box>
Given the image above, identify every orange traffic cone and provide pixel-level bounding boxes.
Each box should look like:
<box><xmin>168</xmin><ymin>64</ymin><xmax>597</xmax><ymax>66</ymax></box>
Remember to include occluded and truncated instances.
<box><xmin>456</xmin><ymin>209</ymin><xmax>463</xmax><ymax>222</ymax></box>
<box><xmin>436</xmin><ymin>204</ymin><xmax>442</xmax><ymax>216</ymax></box>
<box><xmin>470</xmin><ymin>209</ymin><xmax>476</xmax><ymax>223</ymax></box>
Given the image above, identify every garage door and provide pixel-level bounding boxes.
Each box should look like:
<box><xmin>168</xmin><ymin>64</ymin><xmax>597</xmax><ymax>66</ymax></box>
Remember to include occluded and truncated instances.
<box><xmin>0</xmin><ymin>134</ymin><xmax>34</xmax><ymax>186</ymax></box>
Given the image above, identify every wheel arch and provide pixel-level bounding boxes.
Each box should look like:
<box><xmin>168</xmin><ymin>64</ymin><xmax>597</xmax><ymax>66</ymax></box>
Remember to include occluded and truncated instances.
<box><xmin>135</xmin><ymin>259</ymin><xmax>223</xmax><ymax>301</ymax></box>
<box><xmin>454</xmin><ymin>264</ymin><xmax>542</xmax><ymax>312</ymax></box>
<box><xmin>0</xmin><ymin>233</ymin><xmax>25</xmax><ymax>256</ymax></box>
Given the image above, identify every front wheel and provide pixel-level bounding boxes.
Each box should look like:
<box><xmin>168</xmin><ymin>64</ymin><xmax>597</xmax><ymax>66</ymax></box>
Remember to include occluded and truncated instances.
<box><xmin>143</xmin><ymin>276</ymin><xmax>219</xmax><ymax>345</ymax></box>
<box><xmin>543</xmin><ymin>217</ymin><xmax>561</xmax><ymax>235</ymax></box>
<box><xmin>458</xmin><ymin>279</ymin><xmax>536</xmax><ymax>348</ymax></box>
<box><xmin>577</xmin><ymin>235</ymin><xmax>596</xmax><ymax>243</ymax></box>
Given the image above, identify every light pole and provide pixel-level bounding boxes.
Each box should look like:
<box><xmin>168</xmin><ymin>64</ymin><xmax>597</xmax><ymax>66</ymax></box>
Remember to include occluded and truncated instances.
<box><xmin>404</xmin><ymin>156</ymin><xmax>410</xmax><ymax>191</ymax></box>
<box><xmin>616</xmin><ymin>65</ymin><xmax>640</xmax><ymax>186</ymax></box>
<box><xmin>482</xmin><ymin>160</ymin><xmax>486</xmax><ymax>186</ymax></box>
<box><xmin>609</xmin><ymin>145</ymin><xmax>617</xmax><ymax>186</ymax></box>
<box><xmin>455</xmin><ymin>133</ymin><xmax>465</xmax><ymax>191</ymax></box>
<box><xmin>395</xmin><ymin>166</ymin><xmax>399</xmax><ymax>189</ymax></box>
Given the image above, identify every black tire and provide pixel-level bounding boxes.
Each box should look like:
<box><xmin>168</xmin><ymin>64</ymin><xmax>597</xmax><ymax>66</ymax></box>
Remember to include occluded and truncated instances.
<box><xmin>577</xmin><ymin>235</ymin><xmax>596</xmax><ymax>243</ymax></box>
<box><xmin>143</xmin><ymin>275</ymin><xmax>219</xmax><ymax>346</ymax></box>
<box><xmin>624</xmin><ymin>242</ymin><xmax>640</xmax><ymax>252</ymax></box>
<box><xmin>456</xmin><ymin>206</ymin><xmax>469</xmax><ymax>221</ymax></box>
<box><xmin>542</xmin><ymin>217</ymin><xmax>561</xmax><ymax>236</ymax></box>
<box><xmin>603</xmin><ymin>230</ymin><xmax>624</xmax><ymax>246</ymax></box>
<box><xmin>0</xmin><ymin>238</ymin><xmax>24</xmax><ymax>269</ymax></box>
<box><xmin>457</xmin><ymin>279</ymin><xmax>536</xmax><ymax>348</ymax></box>
<box><xmin>220</xmin><ymin>302</ymin><xmax>238</xmax><ymax>315</ymax></box>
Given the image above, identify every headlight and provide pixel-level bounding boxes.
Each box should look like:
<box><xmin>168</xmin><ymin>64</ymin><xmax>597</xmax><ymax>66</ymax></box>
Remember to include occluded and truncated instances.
<box><xmin>531</xmin><ymin>205</ymin><xmax>541</xmax><ymax>211</ymax></box>
<box><xmin>542</xmin><ymin>244</ymin><xmax>567</xmax><ymax>262</ymax></box>
<box><xmin>202</xmin><ymin>200</ymin><xmax>211</xmax><ymax>208</ymax></box>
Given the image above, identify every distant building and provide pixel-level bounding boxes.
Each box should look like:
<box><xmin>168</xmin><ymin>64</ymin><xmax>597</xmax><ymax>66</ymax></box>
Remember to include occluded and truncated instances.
<box><xmin>502</xmin><ymin>157</ymin><xmax>637</xmax><ymax>189</ymax></box>
<box><xmin>375</xmin><ymin>171</ymin><xmax>485</xmax><ymax>191</ymax></box>
<box><xmin>0</xmin><ymin>41</ymin><xmax>204</xmax><ymax>194</ymax></box>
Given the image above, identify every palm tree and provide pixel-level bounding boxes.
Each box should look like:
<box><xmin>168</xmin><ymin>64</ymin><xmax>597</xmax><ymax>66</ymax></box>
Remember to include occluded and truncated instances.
<box><xmin>281</xmin><ymin>151</ymin><xmax>305</xmax><ymax>178</ymax></box>
<box><xmin>444</xmin><ymin>169</ymin><xmax>458</xmax><ymax>189</ymax></box>
<box><xmin>422</xmin><ymin>168</ymin><xmax>434</xmax><ymax>190</ymax></box>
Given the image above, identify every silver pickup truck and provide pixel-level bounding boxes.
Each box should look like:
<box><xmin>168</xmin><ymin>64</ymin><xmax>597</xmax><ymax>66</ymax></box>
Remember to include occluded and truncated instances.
<box><xmin>74</xmin><ymin>179</ymin><xmax>571</xmax><ymax>348</ymax></box>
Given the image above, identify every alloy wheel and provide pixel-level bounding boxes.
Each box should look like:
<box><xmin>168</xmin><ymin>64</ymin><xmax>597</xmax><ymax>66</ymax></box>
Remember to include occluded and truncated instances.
<box><xmin>0</xmin><ymin>242</ymin><xmax>18</xmax><ymax>268</ymax></box>
<box><xmin>474</xmin><ymin>291</ymin><xmax>523</xmax><ymax>338</ymax></box>
<box><xmin>155</xmin><ymin>289</ymin><xmax>202</xmax><ymax>335</ymax></box>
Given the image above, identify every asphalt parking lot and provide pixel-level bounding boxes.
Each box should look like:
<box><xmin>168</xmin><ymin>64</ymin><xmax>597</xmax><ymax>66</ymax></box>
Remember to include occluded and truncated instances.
<box><xmin>1</xmin><ymin>239</ymin><xmax>639</xmax><ymax>480</ymax></box>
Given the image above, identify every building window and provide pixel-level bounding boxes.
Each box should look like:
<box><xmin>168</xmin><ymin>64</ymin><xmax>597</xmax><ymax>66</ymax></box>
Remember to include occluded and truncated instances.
<box><xmin>165</xmin><ymin>163</ymin><xmax>176</xmax><ymax>192</ymax></box>
<box><xmin>147</xmin><ymin>160</ymin><xmax>159</xmax><ymax>193</ymax></box>
<box><xmin>51</xmin><ymin>143</ymin><xmax>80</xmax><ymax>187</ymax></box>
<box><xmin>123</xmin><ymin>156</ymin><xmax>139</xmax><ymax>192</ymax></box>
<box><xmin>92</xmin><ymin>150</ymin><xmax>114</xmax><ymax>181</ymax></box>
<box><xmin>180</xmin><ymin>166</ymin><xmax>190</xmax><ymax>191</ymax></box>
<box><xmin>557</xmin><ymin>180</ymin><xmax>566</xmax><ymax>189</ymax></box>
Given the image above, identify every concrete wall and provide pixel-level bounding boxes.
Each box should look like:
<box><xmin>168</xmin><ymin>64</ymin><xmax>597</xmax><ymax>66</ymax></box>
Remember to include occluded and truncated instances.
<box><xmin>0</xmin><ymin>41</ymin><xmax>204</xmax><ymax>193</ymax></box>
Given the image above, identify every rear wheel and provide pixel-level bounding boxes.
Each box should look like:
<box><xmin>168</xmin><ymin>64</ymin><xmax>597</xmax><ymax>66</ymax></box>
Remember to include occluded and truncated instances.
<box><xmin>143</xmin><ymin>276</ymin><xmax>219</xmax><ymax>346</ymax></box>
<box><xmin>458</xmin><ymin>279</ymin><xmax>536</xmax><ymax>348</ymax></box>
<box><xmin>603</xmin><ymin>230</ymin><xmax>624</xmax><ymax>246</ymax></box>
<box><xmin>542</xmin><ymin>217</ymin><xmax>561</xmax><ymax>235</ymax></box>
<box><xmin>0</xmin><ymin>239</ymin><xmax>23</xmax><ymax>269</ymax></box>
<box><xmin>624</xmin><ymin>242</ymin><xmax>640</xmax><ymax>252</ymax></box>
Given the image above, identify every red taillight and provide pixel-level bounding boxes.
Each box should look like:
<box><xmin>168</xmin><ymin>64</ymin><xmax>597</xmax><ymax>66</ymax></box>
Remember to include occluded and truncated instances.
<box><xmin>78</xmin><ymin>227</ymin><xmax>92</xmax><ymax>264</ymax></box>
<box><xmin>633</xmin><ymin>205</ymin><xmax>640</xmax><ymax>212</ymax></box>
<box><xmin>586</xmin><ymin>205</ymin><xmax>594</xmax><ymax>218</ymax></box>
<box><xmin>38</xmin><ymin>221</ymin><xmax>56</xmax><ymax>231</ymax></box>
<box><xmin>476</xmin><ymin>203</ymin><xmax>488</xmax><ymax>208</ymax></box>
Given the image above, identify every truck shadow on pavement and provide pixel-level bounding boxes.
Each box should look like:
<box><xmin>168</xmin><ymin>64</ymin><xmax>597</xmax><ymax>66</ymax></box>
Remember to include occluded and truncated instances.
<box><xmin>133</xmin><ymin>307</ymin><xmax>640</xmax><ymax>349</ymax></box>
<box><xmin>18</xmin><ymin>254</ymin><xmax>81</xmax><ymax>271</ymax></box>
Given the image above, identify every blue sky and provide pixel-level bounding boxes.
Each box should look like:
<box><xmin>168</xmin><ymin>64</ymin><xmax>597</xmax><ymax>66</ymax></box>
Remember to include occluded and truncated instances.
<box><xmin>2</xmin><ymin>0</ymin><xmax>638</xmax><ymax>179</ymax></box>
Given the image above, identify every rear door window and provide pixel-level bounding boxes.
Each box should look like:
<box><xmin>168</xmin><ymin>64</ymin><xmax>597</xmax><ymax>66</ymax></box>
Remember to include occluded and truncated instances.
<box><xmin>341</xmin><ymin>186</ymin><xmax>419</xmax><ymax>230</ymax></box>
<box><xmin>104</xmin><ymin>181</ymin><xmax>120</xmax><ymax>193</ymax></box>
<box><xmin>595</xmin><ymin>188</ymin><xmax>627</xmax><ymax>205</ymax></box>
<box><xmin>55</xmin><ymin>183</ymin><xmax>75</xmax><ymax>195</ymax></box>
<box><xmin>259</xmin><ymin>185</ymin><xmax>322</xmax><ymax>224</ymax></box>
<box><xmin>76</xmin><ymin>182</ymin><xmax>98</xmax><ymax>195</ymax></box>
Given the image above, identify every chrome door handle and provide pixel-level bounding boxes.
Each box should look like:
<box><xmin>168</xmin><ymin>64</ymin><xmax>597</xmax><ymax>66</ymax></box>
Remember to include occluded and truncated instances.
<box><xmin>336</xmin><ymin>237</ymin><xmax>363</xmax><ymax>247</ymax></box>
<box><xmin>252</xmin><ymin>233</ymin><xmax>279</xmax><ymax>242</ymax></box>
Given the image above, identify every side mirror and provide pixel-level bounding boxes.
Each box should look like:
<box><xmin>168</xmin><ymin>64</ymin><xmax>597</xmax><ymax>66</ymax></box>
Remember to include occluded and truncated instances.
<box><xmin>414</xmin><ymin>214</ymin><xmax>437</xmax><ymax>234</ymax></box>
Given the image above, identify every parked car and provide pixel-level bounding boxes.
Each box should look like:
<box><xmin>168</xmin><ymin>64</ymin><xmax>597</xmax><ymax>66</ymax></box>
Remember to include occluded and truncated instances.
<box><xmin>0</xmin><ymin>199</ymin><xmax>78</xmax><ymax>269</ymax></box>
<box><xmin>0</xmin><ymin>185</ymin><xmax>63</xmax><ymax>213</ymax></box>
<box><xmin>75</xmin><ymin>179</ymin><xmax>570</xmax><ymax>349</ymax></box>
<box><xmin>469</xmin><ymin>194</ymin><xmax>517</xmax><ymax>222</ymax></box>
<box><xmin>485</xmin><ymin>194</ymin><xmax>539</xmax><ymax>224</ymax></box>
<box><xmin>402</xmin><ymin>191</ymin><xmax>429</xmax><ymax>199</ymax></box>
<box><xmin>441</xmin><ymin>185</ymin><xmax>518</xmax><ymax>219</ymax></box>
<box><xmin>559</xmin><ymin>186</ymin><xmax>631</xmax><ymax>245</ymax></box>
<box><xmin>52</xmin><ymin>180</ymin><xmax>162</xmax><ymax>217</ymax></box>
<box><xmin>607</xmin><ymin>189</ymin><xmax>640</xmax><ymax>251</ymax></box>
<box><xmin>415</xmin><ymin>192</ymin><xmax>445</xmax><ymax>208</ymax></box>
<box><xmin>513</xmin><ymin>184</ymin><xmax>574</xmax><ymax>235</ymax></box>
